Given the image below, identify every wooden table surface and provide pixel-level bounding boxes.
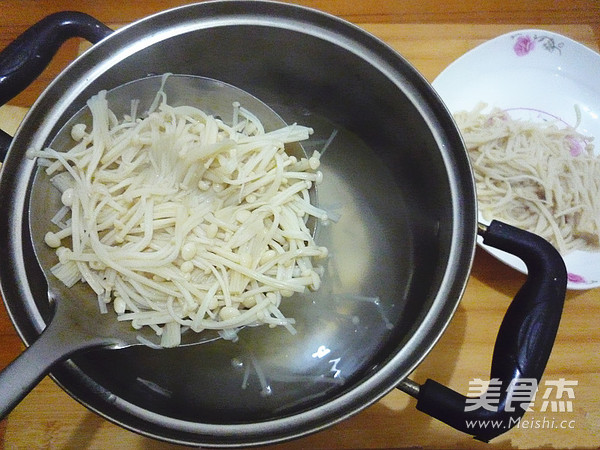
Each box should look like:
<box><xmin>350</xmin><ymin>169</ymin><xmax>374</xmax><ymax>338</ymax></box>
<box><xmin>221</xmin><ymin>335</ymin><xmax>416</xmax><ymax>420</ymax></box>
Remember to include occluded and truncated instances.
<box><xmin>1</xmin><ymin>1</ymin><xmax>600</xmax><ymax>449</ymax></box>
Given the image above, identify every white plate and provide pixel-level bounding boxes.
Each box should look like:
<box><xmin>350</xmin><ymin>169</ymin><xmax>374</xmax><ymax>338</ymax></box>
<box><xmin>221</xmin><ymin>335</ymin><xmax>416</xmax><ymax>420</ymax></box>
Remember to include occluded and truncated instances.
<box><xmin>432</xmin><ymin>29</ymin><xmax>600</xmax><ymax>290</ymax></box>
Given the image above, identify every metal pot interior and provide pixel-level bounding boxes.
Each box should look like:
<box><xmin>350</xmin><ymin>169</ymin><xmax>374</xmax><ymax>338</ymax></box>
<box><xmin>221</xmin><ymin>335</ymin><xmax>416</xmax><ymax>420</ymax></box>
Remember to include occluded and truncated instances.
<box><xmin>0</xmin><ymin>1</ymin><xmax>477</xmax><ymax>445</ymax></box>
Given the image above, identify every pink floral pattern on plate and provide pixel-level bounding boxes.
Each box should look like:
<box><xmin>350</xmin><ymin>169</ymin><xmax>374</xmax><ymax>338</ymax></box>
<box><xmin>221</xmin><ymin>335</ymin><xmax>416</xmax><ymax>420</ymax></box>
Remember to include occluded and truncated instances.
<box><xmin>567</xmin><ymin>272</ymin><xmax>598</xmax><ymax>286</ymax></box>
<box><xmin>567</xmin><ymin>273</ymin><xmax>587</xmax><ymax>284</ymax></box>
<box><xmin>512</xmin><ymin>33</ymin><xmax>564</xmax><ymax>56</ymax></box>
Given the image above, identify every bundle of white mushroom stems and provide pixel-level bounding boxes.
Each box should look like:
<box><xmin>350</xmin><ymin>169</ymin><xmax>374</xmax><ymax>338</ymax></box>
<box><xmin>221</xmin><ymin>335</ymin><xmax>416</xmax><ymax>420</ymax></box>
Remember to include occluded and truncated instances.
<box><xmin>28</xmin><ymin>80</ymin><xmax>329</xmax><ymax>348</ymax></box>
<box><xmin>455</xmin><ymin>103</ymin><xmax>600</xmax><ymax>256</ymax></box>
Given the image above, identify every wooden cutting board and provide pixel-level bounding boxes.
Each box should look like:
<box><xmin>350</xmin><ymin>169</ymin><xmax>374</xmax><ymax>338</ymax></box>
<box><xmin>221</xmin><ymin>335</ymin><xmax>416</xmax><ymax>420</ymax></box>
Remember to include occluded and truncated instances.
<box><xmin>1</xmin><ymin>23</ymin><xmax>599</xmax><ymax>450</ymax></box>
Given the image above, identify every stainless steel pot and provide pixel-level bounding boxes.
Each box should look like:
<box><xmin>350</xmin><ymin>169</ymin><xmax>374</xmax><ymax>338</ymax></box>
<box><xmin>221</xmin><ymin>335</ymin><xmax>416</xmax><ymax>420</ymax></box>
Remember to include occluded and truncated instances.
<box><xmin>0</xmin><ymin>1</ymin><xmax>566</xmax><ymax>446</ymax></box>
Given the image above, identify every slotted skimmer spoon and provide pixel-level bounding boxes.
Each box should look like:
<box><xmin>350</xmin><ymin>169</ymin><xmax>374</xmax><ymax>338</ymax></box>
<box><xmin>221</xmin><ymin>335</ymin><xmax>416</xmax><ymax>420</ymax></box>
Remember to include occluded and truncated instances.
<box><xmin>0</xmin><ymin>74</ymin><xmax>298</xmax><ymax>418</ymax></box>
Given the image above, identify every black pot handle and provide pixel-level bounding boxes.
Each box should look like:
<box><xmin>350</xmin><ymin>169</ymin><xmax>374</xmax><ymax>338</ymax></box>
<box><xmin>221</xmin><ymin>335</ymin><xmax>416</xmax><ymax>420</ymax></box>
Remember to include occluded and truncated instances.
<box><xmin>399</xmin><ymin>220</ymin><xmax>567</xmax><ymax>442</ymax></box>
<box><xmin>0</xmin><ymin>11</ymin><xmax>113</xmax><ymax>161</ymax></box>
<box><xmin>0</xmin><ymin>11</ymin><xmax>112</xmax><ymax>106</ymax></box>
<box><xmin>0</xmin><ymin>129</ymin><xmax>11</xmax><ymax>162</ymax></box>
